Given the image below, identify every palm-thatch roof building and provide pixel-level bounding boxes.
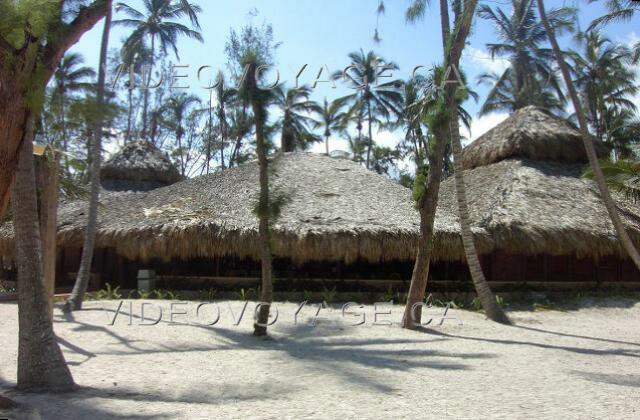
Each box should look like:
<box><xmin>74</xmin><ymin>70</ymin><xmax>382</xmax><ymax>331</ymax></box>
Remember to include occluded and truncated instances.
<box><xmin>101</xmin><ymin>140</ymin><xmax>181</xmax><ymax>191</ymax></box>
<box><xmin>432</xmin><ymin>106</ymin><xmax>640</xmax><ymax>288</ymax></box>
<box><xmin>1</xmin><ymin>107</ymin><xmax>639</xmax><ymax>292</ymax></box>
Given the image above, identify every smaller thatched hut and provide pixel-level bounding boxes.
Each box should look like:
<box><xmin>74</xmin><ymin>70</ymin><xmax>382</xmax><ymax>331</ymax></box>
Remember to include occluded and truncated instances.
<box><xmin>430</xmin><ymin>106</ymin><xmax>640</xmax><ymax>288</ymax></box>
<box><xmin>100</xmin><ymin>140</ymin><xmax>181</xmax><ymax>192</ymax></box>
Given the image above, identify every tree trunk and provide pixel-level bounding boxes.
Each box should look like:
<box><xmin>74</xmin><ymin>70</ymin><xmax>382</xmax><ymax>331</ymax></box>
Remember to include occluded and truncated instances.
<box><xmin>126</xmin><ymin>88</ymin><xmax>133</xmax><ymax>143</ymax></box>
<box><xmin>537</xmin><ymin>0</ymin><xmax>640</xmax><ymax>270</ymax></box>
<box><xmin>325</xmin><ymin>132</ymin><xmax>330</xmax><ymax>155</ymax></box>
<box><xmin>402</xmin><ymin>128</ymin><xmax>447</xmax><ymax>329</ymax></box>
<box><xmin>449</xmin><ymin>117</ymin><xmax>510</xmax><ymax>324</ymax></box>
<box><xmin>365</xmin><ymin>99</ymin><xmax>373</xmax><ymax>169</ymax></box>
<box><xmin>37</xmin><ymin>152</ymin><xmax>61</xmax><ymax>320</ymax></box>
<box><xmin>12</xmin><ymin>117</ymin><xmax>75</xmax><ymax>391</ymax></box>
<box><xmin>65</xmin><ymin>3</ymin><xmax>112</xmax><ymax>311</ymax></box>
<box><xmin>402</xmin><ymin>0</ymin><xmax>480</xmax><ymax>329</ymax></box>
<box><xmin>142</xmin><ymin>34</ymin><xmax>155</xmax><ymax>141</ymax></box>
<box><xmin>249</xmin><ymin>65</ymin><xmax>274</xmax><ymax>337</ymax></box>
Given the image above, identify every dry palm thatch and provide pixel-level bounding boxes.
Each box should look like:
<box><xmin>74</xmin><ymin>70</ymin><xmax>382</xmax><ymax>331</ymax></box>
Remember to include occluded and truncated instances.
<box><xmin>1</xmin><ymin>153</ymin><xmax>459</xmax><ymax>264</ymax></box>
<box><xmin>463</xmin><ymin>106</ymin><xmax>609</xmax><ymax>170</ymax></box>
<box><xmin>1</xmin><ymin>123</ymin><xmax>639</xmax><ymax>264</ymax></box>
<box><xmin>100</xmin><ymin>140</ymin><xmax>181</xmax><ymax>191</ymax></box>
<box><xmin>436</xmin><ymin>158</ymin><xmax>640</xmax><ymax>260</ymax></box>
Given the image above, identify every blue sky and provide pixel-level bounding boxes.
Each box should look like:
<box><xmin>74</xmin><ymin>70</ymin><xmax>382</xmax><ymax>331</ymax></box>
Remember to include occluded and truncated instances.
<box><xmin>69</xmin><ymin>0</ymin><xmax>639</xmax><ymax>159</ymax></box>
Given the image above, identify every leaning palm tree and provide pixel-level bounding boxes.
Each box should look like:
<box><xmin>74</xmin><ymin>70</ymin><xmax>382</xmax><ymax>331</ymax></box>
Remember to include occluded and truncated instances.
<box><xmin>50</xmin><ymin>53</ymin><xmax>95</xmax><ymax>172</ymax></box>
<box><xmin>114</xmin><ymin>0</ymin><xmax>203</xmax><ymax>140</ymax></box>
<box><xmin>273</xmin><ymin>85</ymin><xmax>321</xmax><ymax>152</ymax></box>
<box><xmin>161</xmin><ymin>92</ymin><xmax>201</xmax><ymax>176</ymax></box>
<box><xmin>65</xmin><ymin>0</ymin><xmax>114</xmax><ymax>312</ymax></box>
<box><xmin>377</xmin><ymin>0</ymin><xmax>510</xmax><ymax>326</ymax></box>
<box><xmin>477</xmin><ymin>0</ymin><xmax>574</xmax><ymax>114</ymax></box>
<box><xmin>313</xmin><ymin>97</ymin><xmax>348</xmax><ymax>155</ymax></box>
<box><xmin>340</xmin><ymin>50</ymin><xmax>404</xmax><ymax>169</ymax></box>
<box><xmin>537</xmin><ymin>0</ymin><xmax>640</xmax><ymax>271</ymax></box>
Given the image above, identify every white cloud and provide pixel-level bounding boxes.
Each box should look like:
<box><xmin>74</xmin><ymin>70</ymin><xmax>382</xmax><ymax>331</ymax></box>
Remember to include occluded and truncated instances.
<box><xmin>462</xmin><ymin>47</ymin><xmax>510</xmax><ymax>76</ymax></box>
<box><xmin>462</xmin><ymin>112</ymin><xmax>509</xmax><ymax>145</ymax></box>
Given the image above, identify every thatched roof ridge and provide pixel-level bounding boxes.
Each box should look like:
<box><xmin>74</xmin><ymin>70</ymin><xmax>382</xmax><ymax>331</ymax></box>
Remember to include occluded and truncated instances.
<box><xmin>101</xmin><ymin>140</ymin><xmax>181</xmax><ymax>191</ymax></box>
<box><xmin>462</xmin><ymin>106</ymin><xmax>609</xmax><ymax>169</ymax></box>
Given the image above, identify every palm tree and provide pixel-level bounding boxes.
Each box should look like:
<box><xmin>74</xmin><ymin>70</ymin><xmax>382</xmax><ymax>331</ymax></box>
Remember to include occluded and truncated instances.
<box><xmin>114</xmin><ymin>0</ymin><xmax>203</xmax><ymax>140</ymax></box>
<box><xmin>226</xmin><ymin>21</ymin><xmax>279</xmax><ymax>336</ymax></box>
<box><xmin>313</xmin><ymin>97</ymin><xmax>348</xmax><ymax>155</ymax></box>
<box><xmin>65</xmin><ymin>0</ymin><xmax>113</xmax><ymax>312</ymax></box>
<box><xmin>386</xmin><ymin>0</ymin><xmax>510</xmax><ymax>326</ymax></box>
<box><xmin>161</xmin><ymin>92</ymin><xmax>201</xmax><ymax>176</ymax></box>
<box><xmin>12</xmin><ymin>118</ymin><xmax>76</xmax><ymax>390</ymax></box>
<box><xmin>477</xmin><ymin>0</ymin><xmax>574</xmax><ymax>114</ymax></box>
<box><xmin>589</xmin><ymin>0</ymin><xmax>639</xmax><ymax>29</ymax></box>
<box><xmin>50</xmin><ymin>53</ymin><xmax>95</xmax><ymax>172</ymax></box>
<box><xmin>340</xmin><ymin>50</ymin><xmax>404</xmax><ymax>169</ymax></box>
<box><xmin>273</xmin><ymin>85</ymin><xmax>321</xmax><ymax>152</ymax></box>
<box><xmin>210</xmin><ymin>71</ymin><xmax>237</xmax><ymax>171</ymax></box>
<box><xmin>537</xmin><ymin>0</ymin><xmax>640</xmax><ymax>272</ymax></box>
<box><xmin>570</xmin><ymin>30</ymin><xmax>638</xmax><ymax>150</ymax></box>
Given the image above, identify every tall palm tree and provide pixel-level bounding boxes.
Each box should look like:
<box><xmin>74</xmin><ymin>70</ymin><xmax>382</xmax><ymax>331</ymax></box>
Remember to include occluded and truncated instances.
<box><xmin>210</xmin><ymin>71</ymin><xmax>237</xmax><ymax>171</ymax></box>
<box><xmin>50</xmin><ymin>53</ymin><xmax>95</xmax><ymax>172</ymax></box>
<box><xmin>383</xmin><ymin>0</ymin><xmax>510</xmax><ymax>326</ymax></box>
<box><xmin>161</xmin><ymin>92</ymin><xmax>201</xmax><ymax>176</ymax></box>
<box><xmin>477</xmin><ymin>0</ymin><xmax>574</xmax><ymax>114</ymax></box>
<box><xmin>537</xmin><ymin>0</ymin><xmax>640</xmax><ymax>272</ymax></box>
<box><xmin>114</xmin><ymin>0</ymin><xmax>203</xmax><ymax>140</ymax></box>
<box><xmin>65</xmin><ymin>0</ymin><xmax>113</xmax><ymax>312</ymax></box>
<box><xmin>273</xmin><ymin>85</ymin><xmax>321</xmax><ymax>152</ymax></box>
<box><xmin>313</xmin><ymin>97</ymin><xmax>348</xmax><ymax>155</ymax></box>
<box><xmin>226</xmin><ymin>21</ymin><xmax>279</xmax><ymax>336</ymax></box>
<box><xmin>340</xmin><ymin>50</ymin><xmax>403</xmax><ymax>168</ymax></box>
<box><xmin>570</xmin><ymin>30</ymin><xmax>638</xmax><ymax>149</ymax></box>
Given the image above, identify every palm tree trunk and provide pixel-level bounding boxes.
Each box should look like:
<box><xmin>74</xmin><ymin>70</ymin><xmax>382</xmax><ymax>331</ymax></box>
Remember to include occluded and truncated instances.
<box><xmin>537</xmin><ymin>0</ymin><xmax>640</xmax><ymax>270</ymax></box>
<box><xmin>366</xmin><ymin>99</ymin><xmax>373</xmax><ymax>169</ymax></box>
<box><xmin>252</xmin><ymin>99</ymin><xmax>273</xmax><ymax>336</ymax></box>
<box><xmin>325</xmin><ymin>132</ymin><xmax>330</xmax><ymax>155</ymax></box>
<box><xmin>402</xmin><ymin>0</ymin><xmax>480</xmax><ymax>329</ymax></box>
<box><xmin>142</xmin><ymin>34</ymin><xmax>155</xmax><ymax>141</ymax></box>
<box><xmin>59</xmin><ymin>86</ymin><xmax>70</xmax><ymax>175</ymax></box>
<box><xmin>402</xmin><ymin>128</ymin><xmax>447</xmax><ymax>328</ymax></box>
<box><xmin>65</xmin><ymin>2</ymin><xmax>112</xmax><ymax>311</ymax></box>
<box><xmin>449</xmin><ymin>117</ymin><xmax>510</xmax><ymax>324</ymax></box>
<box><xmin>125</xmin><ymin>88</ymin><xmax>133</xmax><ymax>143</ymax></box>
<box><xmin>12</xmin><ymin>116</ymin><xmax>75</xmax><ymax>391</ymax></box>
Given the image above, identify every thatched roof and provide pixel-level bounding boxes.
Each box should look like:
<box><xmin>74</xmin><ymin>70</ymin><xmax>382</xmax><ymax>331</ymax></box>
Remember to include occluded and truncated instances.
<box><xmin>1</xmin><ymin>153</ymin><xmax>459</xmax><ymax>264</ymax></box>
<box><xmin>101</xmin><ymin>141</ymin><xmax>181</xmax><ymax>191</ymax></box>
<box><xmin>1</xmin><ymin>149</ymin><xmax>639</xmax><ymax>264</ymax></box>
<box><xmin>436</xmin><ymin>158</ymin><xmax>640</xmax><ymax>259</ymax></box>
<box><xmin>462</xmin><ymin>106</ymin><xmax>609</xmax><ymax>170</ymax></box>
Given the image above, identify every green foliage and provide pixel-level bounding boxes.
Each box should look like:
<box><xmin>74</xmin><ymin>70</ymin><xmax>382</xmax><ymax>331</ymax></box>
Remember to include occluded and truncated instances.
<box><xmin>412</xmin><ymin>165</ymin><xmax>428</xmax><ymax>208</ymax></box>
<box><xmin>95</xmin><ymin>283</ymin><xmax>122</xmax><ymax>300</ymax></box>
<box><xmin>584</xmin><ymin>159</ymin><xmax>640</xmax><ymax>202</ymax></box>
<box><xmin>253</xmin><ymin>189</ymin><xmax>290</xmax><ymax>221</ymax></box>
<box><xmin>321</xmin><ymin>286</ymin><xmax>337</xmax><ymax>302</ymax></box>
<box><xmin>0</xmin><ymin>0</ymin><xmax>59</xmax><ymax>49</ymax></box>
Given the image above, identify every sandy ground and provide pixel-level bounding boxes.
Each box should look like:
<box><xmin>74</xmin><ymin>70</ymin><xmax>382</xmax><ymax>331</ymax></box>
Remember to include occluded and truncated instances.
<box><xmin>0</xmin><ymin>298</ymin><xmax>639</xmax><ymax>419</ymax></box>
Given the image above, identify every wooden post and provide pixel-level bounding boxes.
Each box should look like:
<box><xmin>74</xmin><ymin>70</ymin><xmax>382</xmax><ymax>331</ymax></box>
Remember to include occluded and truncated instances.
<box><xmin>36</xmin><ymin>148</ymin><xmax>60</xmax><ymax>319</ymax></box>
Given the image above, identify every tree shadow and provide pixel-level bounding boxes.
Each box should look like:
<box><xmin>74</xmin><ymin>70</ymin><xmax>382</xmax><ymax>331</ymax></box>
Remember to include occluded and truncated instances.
<box><xmin>512</xmin><ymin>324</ymin><xmax>640</xmax><ymax>347</ymax></box>
<box><xmin>570</xmin><ymin>371</ymin><xmax>640</xmax><ymax>388</ymax></box>
<box><xmin>419</xmin><ymin>328</ymin><xmax>640</xmax><ymax>358</ymax></box>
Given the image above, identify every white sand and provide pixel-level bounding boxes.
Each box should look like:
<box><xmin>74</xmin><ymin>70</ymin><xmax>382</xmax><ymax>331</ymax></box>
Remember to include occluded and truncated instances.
<box><xmin>1</xmin><ymin>299</ymin><xmax>639</xmax><ymax>419</ymax></box>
